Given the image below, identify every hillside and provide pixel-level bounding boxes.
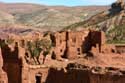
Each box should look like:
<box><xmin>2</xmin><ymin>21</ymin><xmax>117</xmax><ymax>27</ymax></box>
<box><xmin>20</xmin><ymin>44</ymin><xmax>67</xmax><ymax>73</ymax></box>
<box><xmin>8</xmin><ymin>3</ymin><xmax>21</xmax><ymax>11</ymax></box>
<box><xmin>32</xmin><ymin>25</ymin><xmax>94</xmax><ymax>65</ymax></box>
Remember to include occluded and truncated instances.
<box><xmin>0</xmin><ymin>10</ymin><xmax>15</xmax><ymax>24</ymax></box>
<box><xmin>65</xmin><ymin>0</ymin><xmax>125</xmax><ymax>43</ymax></box>
<box><xmin>0</xmin><ymin>2</ymin><xmax>108</xmax><ymax>31</ymax></box>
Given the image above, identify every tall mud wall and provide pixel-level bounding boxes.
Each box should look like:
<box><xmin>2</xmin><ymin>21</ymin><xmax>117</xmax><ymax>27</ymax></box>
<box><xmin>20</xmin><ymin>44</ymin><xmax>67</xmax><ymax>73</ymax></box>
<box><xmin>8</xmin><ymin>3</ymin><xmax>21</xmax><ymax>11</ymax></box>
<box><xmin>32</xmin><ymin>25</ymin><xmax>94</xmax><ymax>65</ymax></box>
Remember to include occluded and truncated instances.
<box><xmin>45</xmin><ymin>68</ymin><xmax>90</xmax><ymax>83</ymax></box>
<box><xmin>3</xmin><ymin>62</ymin><xmax>22</xmax><ymax>83</ymax></box>
<box><xmin>0</xmin><ymin>40</ymin><xmax>22</xmax><ymax>83</ymax></box>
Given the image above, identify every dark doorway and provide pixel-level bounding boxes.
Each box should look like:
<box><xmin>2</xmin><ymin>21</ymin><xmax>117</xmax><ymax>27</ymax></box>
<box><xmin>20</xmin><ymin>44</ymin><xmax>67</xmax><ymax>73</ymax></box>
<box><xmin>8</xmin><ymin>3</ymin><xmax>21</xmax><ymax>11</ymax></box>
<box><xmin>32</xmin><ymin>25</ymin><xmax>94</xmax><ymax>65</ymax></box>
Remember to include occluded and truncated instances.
<box><xmin>35</xmin><ymin>74</ymin><xmax>42</xmax><ymax>83</ymax></box>
<box><xmin>77</xmin><ymin>48</ymin><xmax>81</xmax><ymax>55</ymax></box>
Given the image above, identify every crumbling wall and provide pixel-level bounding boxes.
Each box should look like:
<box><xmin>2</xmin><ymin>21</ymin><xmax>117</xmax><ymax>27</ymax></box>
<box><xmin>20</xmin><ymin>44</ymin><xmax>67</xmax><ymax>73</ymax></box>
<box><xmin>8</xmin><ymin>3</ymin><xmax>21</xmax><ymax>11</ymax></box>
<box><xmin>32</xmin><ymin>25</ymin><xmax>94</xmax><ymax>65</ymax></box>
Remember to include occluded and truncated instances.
<box><xmin>90</xmin><ymin>73</ymin><xmax>125</xmax><ymax>83</ymax></box>
<box><xmin>52</xmin><ymin>30</ymin><xmax>107</xmax><ymax>59</ymax></box>
<box><xmin>27</xmin><ymin>67</ymin><xmax>49</xmax><ymax>83</ymax></box>
<box><xmin>82</xmin><ymin>31</ymin><xmax>106</xmax><ymax>54</ymax></box>
<box><xmin>66</xmin><ymin>31</ymin><xmax>89</xmax><ymax>59</ymax></box>
<box><xmin>45</xmin><ymin>68</ymin><xmax>90</xmax><ymax>83</ymax></box>
<box><xmin>115</xmin><ymin>45</ymin><xmax>125</xmax><ymax>53</ymax></box>
<box><xmin>0</xmin><ymin>40</ymin><xmax>22</xmax><ymax>83</ymax></box>
<box><xmin>3</xmin><ymin>62</ymin><xmax>22</xmax><ymax>83</ymax></box>
<box><xmin>0</xmin><ymin>48</ymin><xmax>8</xmax><ymax>83</ymax></box>
<box><xmin>52</xmin><ymin>30</ymin><xmax>90</xmax><ymax>59</ymax></box>
<box><xmin>52</xmin><ymin>31</ymin><xmax>67</xmax><ymax>59</ymax></box>
<box><xmin>101</xmin><ymin>44</ymin><xmax>116</xmax><ymax>53</ymax></box>
<box><xmin>45</xmin><ymin>63</ymin><xmax>125</xmax><ymax>83</ymax></box>
<box><xmin>89</xmin><ymin>31</ymin><xmax>105</xmax><ymax>52</ymax></box>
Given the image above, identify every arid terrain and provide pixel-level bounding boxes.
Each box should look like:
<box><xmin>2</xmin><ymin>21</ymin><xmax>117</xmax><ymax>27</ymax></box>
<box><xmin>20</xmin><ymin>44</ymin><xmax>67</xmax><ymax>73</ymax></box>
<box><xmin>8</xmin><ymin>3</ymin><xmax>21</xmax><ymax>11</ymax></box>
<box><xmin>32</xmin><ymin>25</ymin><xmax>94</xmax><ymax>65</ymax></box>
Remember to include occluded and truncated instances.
<box><xmin>0</xmin><ymin>0</ymin><xmax>125</xmax><ymax>83</ymax></box>
<box><xmin>0</xmin><ymin>2</ymin><xmax>108</xmax><ymax>31</ymax></box>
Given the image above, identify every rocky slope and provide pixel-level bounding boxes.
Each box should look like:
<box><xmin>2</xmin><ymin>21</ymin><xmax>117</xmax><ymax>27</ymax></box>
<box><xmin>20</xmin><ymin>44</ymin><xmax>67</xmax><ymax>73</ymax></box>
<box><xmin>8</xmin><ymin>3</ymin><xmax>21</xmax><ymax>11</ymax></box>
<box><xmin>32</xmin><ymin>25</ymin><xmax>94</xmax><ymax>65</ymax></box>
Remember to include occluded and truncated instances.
<box><xmin>0</xmin><ymin>2</ymin><xmax>108</xmax><ymax>31</ymax></box>
<box><xmin>65</xmin><ymin>0</ymin><xmax>125</xmax><ymax>43</ymax></box>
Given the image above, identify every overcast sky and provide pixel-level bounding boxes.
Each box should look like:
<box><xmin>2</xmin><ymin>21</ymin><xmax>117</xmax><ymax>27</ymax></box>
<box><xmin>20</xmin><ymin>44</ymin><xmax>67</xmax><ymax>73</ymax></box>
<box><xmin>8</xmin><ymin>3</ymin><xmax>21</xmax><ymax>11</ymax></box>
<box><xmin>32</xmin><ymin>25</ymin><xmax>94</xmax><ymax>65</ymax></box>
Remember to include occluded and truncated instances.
<box><xmin>0</xmin><ymin>0</ymin><xmax>117</xmax><ymax>6</ymax></box>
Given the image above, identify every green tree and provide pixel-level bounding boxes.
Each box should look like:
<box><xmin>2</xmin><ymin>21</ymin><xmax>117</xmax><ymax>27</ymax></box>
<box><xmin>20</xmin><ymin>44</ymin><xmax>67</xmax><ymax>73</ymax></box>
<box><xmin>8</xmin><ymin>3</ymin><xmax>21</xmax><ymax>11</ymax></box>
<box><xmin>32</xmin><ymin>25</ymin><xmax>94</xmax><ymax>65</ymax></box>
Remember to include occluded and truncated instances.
<box><xmin>27</xmin><ymin>38</ymin><xmax>52</xmax><ymax>64</ymax></box>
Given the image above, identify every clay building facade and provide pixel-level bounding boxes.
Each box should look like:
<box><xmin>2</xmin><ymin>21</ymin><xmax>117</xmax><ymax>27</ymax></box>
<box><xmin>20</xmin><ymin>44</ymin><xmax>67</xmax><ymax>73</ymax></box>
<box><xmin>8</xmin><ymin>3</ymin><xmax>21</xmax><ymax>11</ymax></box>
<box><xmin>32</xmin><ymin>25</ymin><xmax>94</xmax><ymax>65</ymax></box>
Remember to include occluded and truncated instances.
<box><xmin>52</xmin><ymin>30</ymin><xmax>106</xmax><ymax>59</ymax></box>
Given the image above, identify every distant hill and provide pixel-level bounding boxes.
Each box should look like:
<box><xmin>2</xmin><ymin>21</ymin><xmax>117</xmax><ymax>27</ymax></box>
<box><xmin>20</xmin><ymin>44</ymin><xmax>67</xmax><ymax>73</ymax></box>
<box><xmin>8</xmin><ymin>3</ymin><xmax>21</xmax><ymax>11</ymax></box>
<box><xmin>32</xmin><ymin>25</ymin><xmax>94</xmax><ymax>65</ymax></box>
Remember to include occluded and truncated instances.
<box><xmin>0</xmin><ymin>2</ymin><xmax>108</xmax><ymax>31</ymax></box>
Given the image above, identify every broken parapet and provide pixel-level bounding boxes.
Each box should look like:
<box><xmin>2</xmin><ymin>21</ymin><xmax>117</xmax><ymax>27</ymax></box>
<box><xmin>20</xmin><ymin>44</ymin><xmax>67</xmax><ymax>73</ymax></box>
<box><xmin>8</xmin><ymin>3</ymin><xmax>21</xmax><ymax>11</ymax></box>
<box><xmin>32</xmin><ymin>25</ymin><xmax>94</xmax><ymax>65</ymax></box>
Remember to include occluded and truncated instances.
<box><xmin>66</xmin><ymin>63</ymin><xmax>125</xmax><ymax>76</ymax></box>
<box><xmin>45</xmin><ymin>63</ymin><xmax>125</xmax><ymax>83</ymax></box>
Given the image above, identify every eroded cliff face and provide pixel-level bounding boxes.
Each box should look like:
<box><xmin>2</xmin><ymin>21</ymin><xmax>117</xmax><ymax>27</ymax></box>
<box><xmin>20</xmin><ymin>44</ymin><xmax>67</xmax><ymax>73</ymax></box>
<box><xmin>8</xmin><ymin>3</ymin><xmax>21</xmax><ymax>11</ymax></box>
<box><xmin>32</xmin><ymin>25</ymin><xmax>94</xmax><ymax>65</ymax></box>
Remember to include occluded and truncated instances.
<box><xmin>45</xmin><ymin>63</ymin><xmax>125</xmax><ymax>83</ymax></box>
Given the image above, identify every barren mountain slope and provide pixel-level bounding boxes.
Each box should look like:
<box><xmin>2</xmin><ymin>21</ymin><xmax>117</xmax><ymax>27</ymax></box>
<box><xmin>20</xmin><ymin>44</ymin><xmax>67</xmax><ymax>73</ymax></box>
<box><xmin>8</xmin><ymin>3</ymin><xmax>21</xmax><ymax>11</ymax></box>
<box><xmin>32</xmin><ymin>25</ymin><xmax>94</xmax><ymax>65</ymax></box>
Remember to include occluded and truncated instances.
<box><xmin>0</xmin><ymin>2</ymin><xmax>108</xmax><ymax>31</ymax></box>
<box><xmin>65</xmin><ymin>1</ymin><xmax>125</xmax><ymax>43</ymax></box>
<box><xmin>0</xmin><ymin>10</ymin><xmax>15</xmax><ymax>24</ymax></box>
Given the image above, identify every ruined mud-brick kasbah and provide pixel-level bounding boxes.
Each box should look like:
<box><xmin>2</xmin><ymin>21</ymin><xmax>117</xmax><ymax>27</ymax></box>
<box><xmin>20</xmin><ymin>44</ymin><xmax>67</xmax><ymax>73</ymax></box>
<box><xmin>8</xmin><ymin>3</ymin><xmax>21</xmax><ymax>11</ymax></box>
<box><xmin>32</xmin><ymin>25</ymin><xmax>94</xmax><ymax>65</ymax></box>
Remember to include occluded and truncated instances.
<box><xmin>0</xmin><ymin>28</ymin><xmax>125</xmax><ymax>83</ymax></box>
<box><xmin>1</xmin><ymin>0</ymin><xmax>125</xmax><ymax>82</ymax></box>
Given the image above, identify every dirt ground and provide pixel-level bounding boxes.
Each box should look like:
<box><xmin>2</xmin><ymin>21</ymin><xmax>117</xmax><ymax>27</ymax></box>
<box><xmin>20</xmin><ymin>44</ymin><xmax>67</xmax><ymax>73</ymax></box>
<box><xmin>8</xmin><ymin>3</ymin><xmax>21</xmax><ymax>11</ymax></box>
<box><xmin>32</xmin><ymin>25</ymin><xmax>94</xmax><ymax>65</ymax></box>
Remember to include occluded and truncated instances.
<box><xmin>43</xmin><ymin>53</ymin><xmax>125</xmax><ymax>69</ymax></box>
